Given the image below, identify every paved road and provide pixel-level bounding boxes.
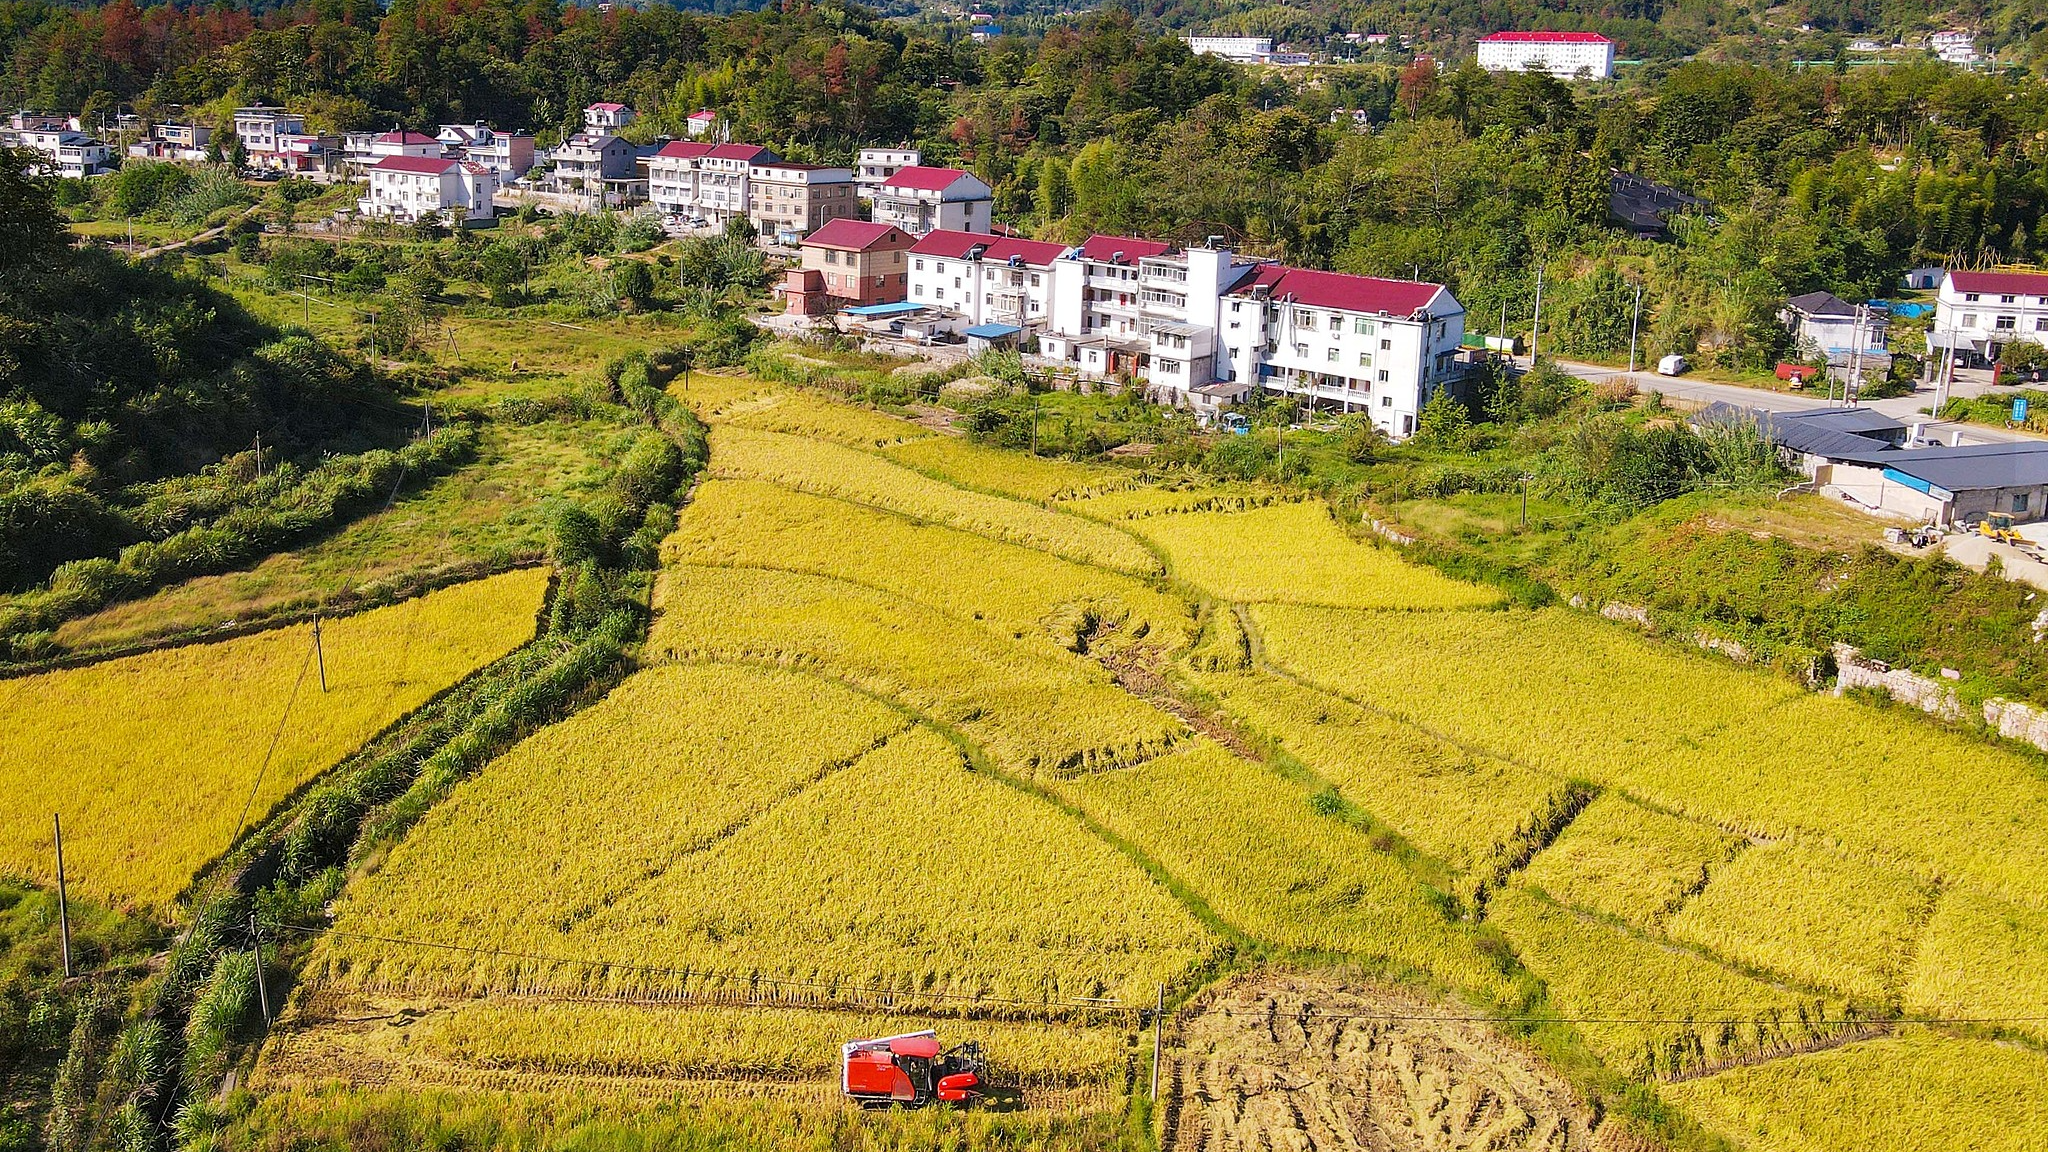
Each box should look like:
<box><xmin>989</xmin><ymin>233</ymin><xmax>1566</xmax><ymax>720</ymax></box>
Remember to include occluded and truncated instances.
<box><xmin>1542</xmin><ymin>357</ymin><xmax>2034</xmax><ymax>446</ymax></box>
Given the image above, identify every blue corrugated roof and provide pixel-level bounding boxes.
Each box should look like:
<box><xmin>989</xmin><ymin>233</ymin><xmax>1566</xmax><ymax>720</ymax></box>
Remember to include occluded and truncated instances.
<box><xmin>843</xmin><ymin>301</ymin><xmax>925</xmax><ymax>317</ymax></box>
<box><xmin>963</xmin><ymin>323</ymin><xmax>1022</xmax><ymax>338</ymax></box>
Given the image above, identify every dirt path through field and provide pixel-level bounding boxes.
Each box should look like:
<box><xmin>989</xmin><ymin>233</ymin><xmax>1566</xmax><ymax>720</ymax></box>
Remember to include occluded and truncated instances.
<box><xmin>1163</xmin><ymin>970</ymin><xmax>1630</xmax><ymax>1152</ymax></box>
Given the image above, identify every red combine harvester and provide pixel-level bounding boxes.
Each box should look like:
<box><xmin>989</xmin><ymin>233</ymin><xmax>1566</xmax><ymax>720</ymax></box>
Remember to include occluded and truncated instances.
<box><xmin>841</xmin><ymin>1031</ymin><xmax>986</xmax><ymax>1108</ymax></box>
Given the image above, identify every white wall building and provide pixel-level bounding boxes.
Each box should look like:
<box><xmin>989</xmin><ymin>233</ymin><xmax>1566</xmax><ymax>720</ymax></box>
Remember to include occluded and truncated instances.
<box><xmin>855</xmin><ymin>147</ymin><xmax>920</xmax><ymax>200</ymax></box>
<box><xmin>1183</xmin><ymin>35</ymin><xmax>1274</xmax><ymax>62</ymax></box>
<box><xmin>583</xmin><ymin>102</ymin><xmax>635</xmax><ymax>132</ymax></box>
<box><xmin>905</xmin><ymin>230</ymin><xmax>1070</xmax><ymax>332</ymax></box>
<box><xmin>1932</xmin><ymin>270</ymin><xmax>2048</xmax><ymax>362</ymax></box>
<box><xmin>358</xmin><ymin>155</ymin><xmax>497</xmax><ymax>223</ymax></box>
<box><xmin>1930</xmin><ymin>30</ymin><xmax>1980</xmax><ymax>66</ymax></box>
<box><xmin>1038</xmin><ymin>234</ymin><xmax>1464</xmax><ymax>436</ymax></box>
<box><xmin>869</xmin><ymin>166</ymin><xmax>993</xmax><ymax>236</ymax></box>
<box><xmin>369</xmin><ymin>129</ymin><xmax>441</xmax><ymax>159</ymax></box>
<box><xmin>232</xmin><ymin>107</ymin><xmax>304</xmax><ymax>163</ymax></box>
<box><xmin>13</xmin><ymin>128</ymin><xmax>111</xmax><ymax>177</ymax></box>
<box><xmin>1475</xmin><ymin>31</ymin><xmax>1616</xmax><ymax>80</ymax></box>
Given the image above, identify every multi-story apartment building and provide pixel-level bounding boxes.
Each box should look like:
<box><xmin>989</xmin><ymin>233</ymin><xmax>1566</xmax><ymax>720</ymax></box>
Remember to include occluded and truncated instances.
<box><xmin>358</xmin><ymin>155</ymin><xmax>498</xmax><ymax>223</ymax></box>
<box><xmin>747</xmin><ymin>162</ymin><xmax>856</xmax><ymax>241</ymax></box>
<box><xmin>450</xmin><ymin>126</ymin><xmax>536</xmax><ymax>178</ymax></box>
<box><xmin>1475</xmin><ymin>31</ymin><xmax>1616</xmax><ymax>80</ymax></box>
<box><xmin>1930</xmin><ymin>30</ymin><xmax>1980</xmax><ymax>66</ymax></box>
<box><xmin>647</xmin><ymin>140</ymin><xmax>713</xmax><ymax>214</ymax></box>
<box><xmin>1183</xmin><ymin>35</ymin><xmax>1274</xmax><ymax>61</ymax></box>
<box><xmin>785</xmin><ymin>219</ymin><xmax>917</xmax><ymax>314</ymax></box>
<box><xmin>1932</xmin><ymin>270</ymin><xmax>2048</xmax><ymax>364</ymax></box>
<box><xmin>854</xmin><ymin>147</ymin><xmax>920</xmax><ymax>200</ymax></box>
<box><xmin>905</xmin><ymin>230</ymin><xmax>1069</xmax><ymax>331</ymax></box>
<box><xmin>369</xmin><ymin>129</ymin><xmax>441</xmax><ymax>159</ymax></box>
<box><xmin>13</xmin><ymin>127</ymin><xmax>112</xmax><ymax>177</ymax></box>
<box><xmin>232</xmin><ymin>107</ymin><xmax>305</xmax><ymax>165</ymax></box>
<box><xmin>870</xmin><ymin>166</ymin><xmax>993</xmax><ymax>236</ymax></box>
<box><xmin>127</xmin><ymin>121</ymin><xmax>211</xmax><ymax>163</ymax></box>
<box><xmin>695</xmin><ymin>143</ymin><xmax>777</xmax><ymax>224</ymax></box>
<box><xmin>551</xmin><ymin>132</ymin><xmax>640</xmax><ymax>193</ymax></box>
<box><xmin>1039</xmin><ymin>234</ymin><xmax>1463</xmax><ymax>436</ymax></box>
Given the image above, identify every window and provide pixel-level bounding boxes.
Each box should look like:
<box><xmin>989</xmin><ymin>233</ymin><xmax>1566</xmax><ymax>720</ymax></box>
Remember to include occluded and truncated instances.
<box><xmin>936</xmin><ymin>262</ymin><xmax>947</xmax><ymax>273</ymax></box>
<box><xmin>1326</xmin><ymin>348</ymin><xmax>1340</xmax><ymax>362</ymax></box>
<box><xmin>1377</xmin><ymin>370</ymin><xmax>1389</xmax><ymax>382</ymax></box>
<box><xmin>1295</xmin><ymin>344</ymin><xmax>1309</xmax><ymax>357</ymax></box>
<box><xmin>1329</xmin><ymin>312</ymin><xmax>1343</xmax><ymax>329</ymax></box>
<box><xmin>1380</xmin><ymin>338</ymin><xmax>1392</xmax><ymax>350</ymax></box>
<box><xmin>1030</xmin><ymin>273</ymin><xmax>1041</xmax><ymax>286</ymax></box>
<box><xmin>1295</xmin><ymin>309</ymin><xmax>1317</xmax><ymax>329</ymax></box>
<box><xmin>915</xmin><ymin>259</ymin><xmax>925</xmax><ymax>271</ymax></box>
<box><xmin>2035</xmin><ymin>317</ymin><xmax>2047</xmax><ymax>332</ymax></box>
<box><xmin>1965</xmin><ymin>292</ymin><xmax>1981</xmax><ymax>302</ymax></box>
<box><xmin>1964</xmin><ymin>313</ymin><xmax>1980</xmax><ymax>328</ymax></box>
<box><xmin>1999</xmin><ymin>315</ymin><xmax>2018</xmax><ymax>330</ymax></box>
<box><xmin>823</xmin><ymin>250</ymin><xmax>839</xmax><ymax>264</ymax></box>
<box><xmin>2016</xmin><ymin>493</ymin><xmax>2032</xmax><ymax>513</ymax></box>
<box><xmin>934</xmin><ymin>287</ymin><xmax>945</xmax><ymax>300</ymax></box>
<box><xmin>1358</xmin><ymin>353</ymin><xmax>1373</xmax><ymax>367</ymax></box>
<box><xmin>2002</xmin><ymin>295</ymin><xmax>2018</xmax><ymax>303</ymax></box>
<box><xmin>1159</xmin><ymin>358</ymin><xmax>1181</xmax><ymax>373</ymax></box>
<box><xmin>1353</xmin><ymin>317</ymin><xmax>1375</xmax><ymax>336</ymax></box>
<box><xmin>1380</xmin><ymin>395</ymin><xmax>1392</xmax><ymax>407</ymax></box>
<box><xmin>953</xmin><ymin>277</ymin><xmax>962</xmax><ymax>289</ymax></box>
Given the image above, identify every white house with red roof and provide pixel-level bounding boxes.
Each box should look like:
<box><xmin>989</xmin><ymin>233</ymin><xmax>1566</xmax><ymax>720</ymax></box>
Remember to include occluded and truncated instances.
<box><xmin>359</xmin><ymin>155</ymin><xmax>499</xmax><ymax>223</ymax></box>
<box><xmin>1038</xmin><ymin>234</ymin><xmax>1464</xmax><ymax>435</ymax></box>
<box><xmin>869</xmin><ymin>166</ymin><xmax>994</xmax><ymax>236</ymax></box>
<box><xmin>647</xmin><ymin>140</ymin><xmax>715</xmax><ymax>216</ymax></box>
<box><xmin>1475</xmin><ymin>31</ymin><xmax>1615</xmax><ymax>80</ymax></box>
<box><xmin>583</xmin><ymin>102</ymin><xmax>635</xmax><ymax>132</ymax></box>
<box><xmin>369</xmin><ymin>129</ymin><xmax>442</xmax><ymax>160</ymax></box>
<box><xmin>1934</xmin><ymin>269</ymin><xmax>2048</xmax><ymax>363</ymax></box>
<box><xmin>905</xmin><ymin>229</ymin><xmax>1070</xmax><ymax>331</ymax></box>
<box><xmin>685</xmin><ymin>109</ymin><xmax>717</xmax><ymax>138</ymax></box>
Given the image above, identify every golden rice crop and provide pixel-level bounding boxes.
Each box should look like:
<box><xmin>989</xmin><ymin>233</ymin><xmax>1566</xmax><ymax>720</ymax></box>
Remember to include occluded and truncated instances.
<box><xmin>317</xmin><ymin>663</ymin><xmax>910</xmax><ymax>968</ymax></box>
<box><xmin>1904</xmin><ymin>888</ymin><xmax>2048</xmax><ymax>1044</ymax></box>
<box><xmin>0</xmin><ymin>568</ymin><xmax>548</xmax><ymax>910</ymax></box>
<box><xmin>882</xmin><ymin>435</ymin><xmax>1132</xmax><ymax>502</ymax></box>
<box><xmin>1666</xmin><ymin>842</ymin><xmax>1934</xmax><ymax>1001</ymax></box>
<box><xmin>1487</xmin><ymin>887</ymin><xmax>1834</xmax><ymax>1079</ymax></box>
<box><xmin>650</xmin><ymin>565</ymin><xmax>1186</xmax><ymax>776</ymax></box>
<box><xmin>1182</xmin><ymin>604</ymin><xmax>1251</xmax><ymax>672</ymax></box>
<box><xmin>1520</xmin><ymin>794</ymin><xmax>1743</xmax><ymax>929</ymax></box>
<box><xmin>1059</xmin><ymin>482</ymin><xmax>1299</xmax><ymax>521</ymax></box>
<box><xmin>1056</xmin><ymin>740</ymin><xmax>1509</xmax><ymax>996</ymax></box>
<box><xmin>664</xmin><ymin>479</ymin><xmax>1193</xmax><ymax>654</ymax></box>
<box><xmin>671</xmin><ymin>373</ymin><xmax>778</xmax><ymax>418</ymax></box>
<box><xmin>403</xmin><ymin>999</ymin><xmax>1131</xmax><ymax>1090</ymax></box>
<box><xmin>709</xmin><ymin>426</ymin><xmax>1158</xmax><ymax>574</ymax></box>
<box><xmin>1664</xmin><ymin>1027</ymin><xmax>2048</xmax><ymax>1152</ymax></box>
<box><xmin>1129</xmin><ymin>501</ymin><xmax>1500</xmax><ymax>608</ymax></box>
<box><xmin>1184</xmin><ymin>667</ymin><xmax>1559</xmax><ymax>878</ymax></box>
<box><xmin>321</xmin><ymin>719</ymin><xmax>1215</xmax><ymax>1007</ymax></box>
<box><xmin>1255</xmin><ymin>605</ymin><xmax>2048</xmax><ymax>912</ymax></box>
<box><xmin>723</xmin><ymin>390</ymin><xmax>933</xmax><ymax>448</ymax></box>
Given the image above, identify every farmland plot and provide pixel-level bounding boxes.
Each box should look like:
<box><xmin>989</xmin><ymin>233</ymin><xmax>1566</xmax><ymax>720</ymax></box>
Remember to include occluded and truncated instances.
<box><xmin>0</xmin><ymin>568</ymin><xmax>548</xmax><ymax>909</ymax></box>
<box><xmin>723</xmin><ymin>390</ymin><xmax>934</xmax><ymax>448</ymax></box>
<box><xmin>1519</xmin><ymin>794</ymin><xmax>1744</xmax><ymax>930</ymax></box>
<box><xmin>882</xmin><ymin>435</ymin><xmax>1133</xmax><ymax>502</ymax></box>
<box><xmin>1904</xmin><ymin>888</ymin><xmax>2048</xmax><ymax>1045</ymax></box>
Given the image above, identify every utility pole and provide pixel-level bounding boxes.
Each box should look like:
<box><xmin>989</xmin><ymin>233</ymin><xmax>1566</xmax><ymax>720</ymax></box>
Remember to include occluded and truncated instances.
<box><xmin>53</xmin><ymin>815</ymin><xmax>72</xmax><ymax>979</ymax></box>
<box><xmin>253</xmin><ymin>433</ymin><xmax>263</xmax><ymax>481</ymax></box>
<box><xmin>312</xmin><ymin>615</ymin><xmax>327</xmax><ymax>692</ymax></box>
<box><xmin>1151</xmin><ymin>984</ymin><xmax>1164</xmax><ymax>1101</ymax></box>
<box><xmin>1847</xmin><ymin>303</ymin><xmax>1868</xmax><ymax>406</ymax></box>
<box><xmin>1934</xmin><ymin>328</ymin><xmax>1955</xmax><ymax>415</ymax></box>
<box><xmin>1530</xmin><ymin>266</ymin><xmax>1545</xmax><ymax>364</ymax></box>
<box><xmin>1627</xmin><ymin>281</ymin><xmax>1644</xmax><ymax>380</ymax></box>
<box><xmin>249</xmin><ymin>913</ymin><xmax>271</xmax><ymax>1025</ymax></box>
<box><xmin>1030</xmin><ymin>398</ymin><xmax>1039</xmax><ymax>456</ymax></box>
<box><xmin>1520</xmin><ymin>475</ymin><xmax>1530</xmax><ymax>530</ymax></box>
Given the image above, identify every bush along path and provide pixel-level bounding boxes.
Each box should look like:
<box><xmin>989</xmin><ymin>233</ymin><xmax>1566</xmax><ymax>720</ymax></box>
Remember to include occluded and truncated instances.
<box><xmin>25</xmin><ymin>348</ymin><xmax>708</xmax><ymax>1152</ymax></box>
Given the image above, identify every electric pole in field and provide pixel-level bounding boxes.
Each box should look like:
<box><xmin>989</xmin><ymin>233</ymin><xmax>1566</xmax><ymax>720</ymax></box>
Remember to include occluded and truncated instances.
<box><xmin>1627</xmin><ymin>281</ymin><xmax>1644</xmax><ymax>381</ymax></box>
<box><xmin>249</xmin><ymin>913</ymin><xmax>271</xmax><ymax>1025</ymax></box>
<box><xmin>53</xmin><ymin>815</ymin><xmax>71</xmax><ymax>978</ymax></box>
<box><xmin>312</xmin><ymin>615</ymin><xmax>327</xmax><ymax>692</ymax></box>
<box><xmin>1151</xmin><ymin>984</ymin><xmax>1164</xmax><ymax>1101</ymax></box>
<box><xmin>1530</xmin><ymin>266</ymin><xmax>1546</xmax><ymax>364</ymax></box>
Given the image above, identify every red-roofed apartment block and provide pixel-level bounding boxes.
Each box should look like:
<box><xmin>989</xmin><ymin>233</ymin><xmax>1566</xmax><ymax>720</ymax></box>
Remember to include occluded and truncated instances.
<box><xmin>359</xmin><ymin>155</ymin><xmax>499</xmax><ymax>223</ymax></box>
<box><xmin>870</xmin><ymin>166</ymin><xmax>994</xmax><ymax>236</ymax></box>
<box><xmin>1935</xmin><ymin>269</ymin><xmax>2048</xmax><ymax>366</ymax></box>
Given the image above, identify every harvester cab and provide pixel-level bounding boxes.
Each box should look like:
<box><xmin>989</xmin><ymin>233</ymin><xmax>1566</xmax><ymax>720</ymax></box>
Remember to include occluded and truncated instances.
<box><xmin>841</xmin><ymin>1031</ymin><xmax>986</xmax><ymax>1109</ymax></box>
<box><xmin>1980</xmin><ymin>514</ymin><xmax>2023</xmax><ymax>545</ymax></box>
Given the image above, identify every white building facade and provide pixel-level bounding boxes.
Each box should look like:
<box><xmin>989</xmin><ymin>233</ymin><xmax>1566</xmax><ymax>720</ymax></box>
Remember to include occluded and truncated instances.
<box><xmin>1183</xmin><ymin>35</ymin><xmax>1274</xmax><ymax>61</ymax></box>
<box><xmin>905</xmin><ymin>231</ymin><xmax>1069</xmax><ymax>330</ymax></box>
<box><xmin>870</xmin><ymin>166</ymin><xmax>993</xmax><ymax>236</ymax></box>
<box><xmin>1037</xmin><ymin>235</ymin><xmax>1464</xmax><ymax>437</ymax></box>
<box><xmin>358</xmin><ymin>155</ymin><xmax>497</xmax><ymax>223</ymax></box>
<box><xmin>855</xmin><ymin>147</ymin><xmax>920</xmax><ymax>200</ymax></box>
<box><xmin>1475</xmin><ymin>31</ymin><xmax>1616</xmax><ymax>80</ymax></box>
<box><xmin>14</xmin><ymin>128</ymin><xmax>111</xmax><ymax>177</ymax></box>
<box><xmin>1933</xmin><ymin>270</ymin><xmax>2048</xmax><ymax>361</ymax></box>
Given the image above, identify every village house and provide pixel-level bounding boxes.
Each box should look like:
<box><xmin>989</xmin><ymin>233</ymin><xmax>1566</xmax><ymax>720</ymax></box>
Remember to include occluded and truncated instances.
<box><xmin>358</xmin><ymin>155</ymin><xmax>498</xmax><ymax>224</ymax></box>
<box><xmin>747</xmin><ymin>161</ymin><xmax>857</xmax><ymax>242</ymax></box>
<box><xmin>1475</xmin><ymin>31</ymin><xmax>1616</xmax><ymax>80</ymax></box>
<box><xmin>1931</xmin><ymin>269</ymin><xmax>2048</xmax><ymax>366</ymax></box>
<box><xmin>685</xmin><ymin>109</ymin><xmax>717</xmax><ymax>138</ymax></box>
<box><xmin>869</xmin><ymin>166</ymin><xmax>993</xmax><ymax>236</ymax></box>
<box><xmin>904</xmin><ymin>230</ymin><xmax>1069</xmax><ymax>336</ymax></box>
<box><xmin>1781</xmin><ymin>291</ymin><xmax>1887</xmax><ymax>359</ymax></box>
<box><xmin>784</xmin><ymin>219</ymin><xmax>917</xmax><ymax>314</ymax></box>
<box><xmin>1036</xmin><ymin>235</ymin><xmax>1465</xmax><ymax>434</ymax></box>
<box><xmin>233</xmin><ymin>107</ymin><xmax>336</xmax><ymax>173</ymax></box>
<box><xmin>855</xmin><ymin>147</ymin><xmax>920</xmax><ymax>200</ymax></box>
<box><xmin>126</xmin><ymin>121</ymin><xmax>210</xmax><ymax>163</ymax></box>
<box><xmin>457</xmin><ymin>127</ymin><xmax>536</xmax><ymax>178</ymax></box>
<box><xmin>12</xmin><ymin>126</ymin><xmax>111</xmax><ymax>177</ymax></box>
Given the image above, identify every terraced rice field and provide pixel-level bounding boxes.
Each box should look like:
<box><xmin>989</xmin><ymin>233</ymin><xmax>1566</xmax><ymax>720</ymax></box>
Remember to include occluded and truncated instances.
<box><xmin>0</xmin><ymin>568</ymin><xmax>548</xmax><ymax>909</ymax></box>
<box><xmin>255</xmin><ymin>381</ymin><xmax>2048</xmax><ymax>1145</ymax></box>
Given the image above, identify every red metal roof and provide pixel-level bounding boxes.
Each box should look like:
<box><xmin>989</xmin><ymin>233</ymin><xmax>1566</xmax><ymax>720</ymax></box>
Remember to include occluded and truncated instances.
<box><xmin>1079</xmin><ymin>234</ymin><xmax>1172</xmax><ymax>263</ymax></box>
<box><xmin>371</xmin><ymin>155</ymin><xmax>456</xmax><ymax>175</ymax></box>
<box><xmin>881</xmin><ymin>165</ymin><xmax>974</xmax><ymax>193</ymax></box>
<box><xmin>374</xmin><ymin>130</ymin><xmax>439</xmax><ymax>145</ymax></box>
<box><xmin>587</xmin><ymin>102</ymin><xmax>629</xmax><ymax>112</ymax></box>
<box><xmin>654</xmin><ymin>140</ymin><xmax>716</xmax><ymax>159</ymax></box>
<box><xmin>706</xmin><ymin>143</ymin><xmax>776</xmax><ymax>161</ymax></box>
<box><xmin>1947</xmin><ymin>270</ymin><xmax>2048</xmax><ymax>296</ymax></box>
<box><xmin>805</xmin><ymin>218</ymin><xmax>914</xmax><ymax>251</ymax></box>
<box><xmin>1229</xmin><ymin>265</ymin><xmax>1444</xmax><ymax>315</ymax></box>
<box><xmin>687</xmin><ymin>109</ymin><xmax>717</xmax><ymax>120</ymax></box>
<box><xmin>910</xmin><ymin>229</ymin><xmax>1068</xmax><ymax>266</ymax></box>
<box><xmin>1479</xmin><ymin>30</ymin><xmax>1613</xmax><ymax>43</ymax></box>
